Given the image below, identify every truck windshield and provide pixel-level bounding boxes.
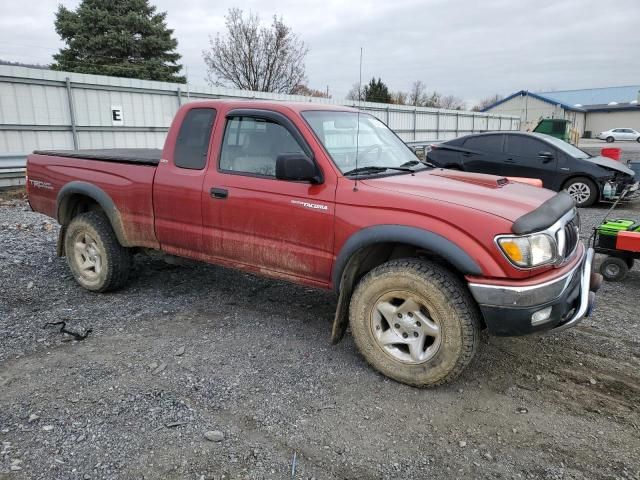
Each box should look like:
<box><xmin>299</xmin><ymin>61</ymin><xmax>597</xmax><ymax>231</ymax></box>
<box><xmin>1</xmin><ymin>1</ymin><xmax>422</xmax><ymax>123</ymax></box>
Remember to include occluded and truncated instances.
<box><xmin>302</xmin><ymin>111</ymin><xmax>426</xmax><ymax>175</ymax></box>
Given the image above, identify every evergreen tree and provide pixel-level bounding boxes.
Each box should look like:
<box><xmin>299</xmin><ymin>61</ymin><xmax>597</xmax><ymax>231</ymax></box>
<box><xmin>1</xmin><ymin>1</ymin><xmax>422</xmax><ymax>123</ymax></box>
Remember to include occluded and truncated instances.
<box><xmin>52</xmin><ymin>0</ymin><xmax>185</xmax><ymax>83</ymax></box>
<box><xmin>363</xmin><ymin>77</ymin><xmax>391</xmax><ymax>103</ymax></box>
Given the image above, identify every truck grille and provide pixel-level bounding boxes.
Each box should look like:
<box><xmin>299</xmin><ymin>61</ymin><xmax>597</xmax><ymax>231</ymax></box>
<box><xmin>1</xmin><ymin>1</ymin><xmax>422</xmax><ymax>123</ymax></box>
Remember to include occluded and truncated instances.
<box><xmin>562</xmin><ymin>217</ymin><xmax>579</xmax><ymax>258</ymax></box>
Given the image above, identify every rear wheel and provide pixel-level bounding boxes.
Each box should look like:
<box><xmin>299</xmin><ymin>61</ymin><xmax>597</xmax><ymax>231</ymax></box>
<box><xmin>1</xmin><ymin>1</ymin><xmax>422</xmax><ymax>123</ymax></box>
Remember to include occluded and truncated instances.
<box><xmin>564</xmin><ymin>177</ymin><xmax>598</xmax><ymax>207</ymax></box>
<box><xmin>349</xmin><ymin>258</ymin><xmax>480</xmax><ymax>387</ymax></box>
<box><xmin>64</xmin><ymin>212</ymin><xmax>132</xmax><ymax>292</ymax></box>
<box><xmin>600</xmin><ymin>256</ymin><xmax>629</xmax><ymax>282</ymax></box>
<box><xmin>606</xmin><ymin>136</ymin><xmax>615</xmax><ymax>143</ymax></box>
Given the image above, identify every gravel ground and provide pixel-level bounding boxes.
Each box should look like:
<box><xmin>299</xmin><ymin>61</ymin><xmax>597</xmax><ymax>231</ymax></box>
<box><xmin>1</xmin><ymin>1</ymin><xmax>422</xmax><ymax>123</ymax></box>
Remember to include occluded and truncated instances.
<box><xmin>1</xmin><ymin>188</ymin><xmax>639</xmax><ymax>480</ymax></box>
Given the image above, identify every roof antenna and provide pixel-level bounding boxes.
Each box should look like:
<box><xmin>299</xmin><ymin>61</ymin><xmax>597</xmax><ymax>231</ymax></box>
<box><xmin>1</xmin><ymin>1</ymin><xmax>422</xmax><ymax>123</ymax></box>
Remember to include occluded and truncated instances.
<box><xmin>353</xmin><ymin>47</ymin><xmax>363</xmax><ymax>192</ymax></box>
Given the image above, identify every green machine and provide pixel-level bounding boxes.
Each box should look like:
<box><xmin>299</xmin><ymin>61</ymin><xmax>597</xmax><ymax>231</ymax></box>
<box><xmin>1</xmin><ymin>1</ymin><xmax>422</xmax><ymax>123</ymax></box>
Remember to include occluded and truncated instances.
<box><xmin>533</xmin><ymin>118</ymin><xmax>571</xmax><ymax>141</ymax></box>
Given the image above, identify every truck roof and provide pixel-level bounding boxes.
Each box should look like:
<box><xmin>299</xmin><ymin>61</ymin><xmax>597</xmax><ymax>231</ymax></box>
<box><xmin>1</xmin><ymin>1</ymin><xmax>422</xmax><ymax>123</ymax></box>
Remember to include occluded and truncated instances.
<box><xmin>183</xmin><ymin>99</ymin><xmax>358</xmax><ymax>113</ymax></box>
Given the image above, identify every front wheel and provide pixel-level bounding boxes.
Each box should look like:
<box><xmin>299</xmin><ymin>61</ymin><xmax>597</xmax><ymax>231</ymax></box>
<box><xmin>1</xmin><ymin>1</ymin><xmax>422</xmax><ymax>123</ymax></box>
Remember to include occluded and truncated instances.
<box><xmin>564</xmin><ymin>177</ymin><xmax>598</xmax><ymax>207</ymax></box>
<box><xmin>606</xmin><ymin>136</ymin><xmax>615</xmax><ymax>143</ymax></box>
<box><xmin>64</xmin><ymin>212</ymin><xmax>132</xmax><ymax>292</ymax></box>
<box><xmin>349</xmin><ymin>258</ymin><xmax>480</xmax><ymax>387</ymax></box>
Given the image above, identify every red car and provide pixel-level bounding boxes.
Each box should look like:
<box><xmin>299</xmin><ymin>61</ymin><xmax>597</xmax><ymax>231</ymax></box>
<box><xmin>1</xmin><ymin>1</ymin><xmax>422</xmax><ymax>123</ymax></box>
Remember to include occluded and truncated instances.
<box><xmin>26</xmin><ymin>100</ymin><xmax>600</xmax><ymax>386</ymax></box>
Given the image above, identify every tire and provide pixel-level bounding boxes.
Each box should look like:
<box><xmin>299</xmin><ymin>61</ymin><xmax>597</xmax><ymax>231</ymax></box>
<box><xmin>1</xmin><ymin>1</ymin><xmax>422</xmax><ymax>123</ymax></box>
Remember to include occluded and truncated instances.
<box><xmin>64</xmin><ymin>211</ymin><xmax>132</xmax><ymax>292</ymax></box>
<box><xmin>564</xmin><ymin>177</ymin><xmax>598</xmax><ymax>207</ymax></box>
<box><xmin>349</xmin><ymin>258</ymin><xmax>480</xmax><ymax>387</ymax></box>
<box><xmin>606</xmin><ymin>136</ymin><xmax>615</xmax><ymax>143</ymax></box>
<box><xmin>600</xmin><ymin>256</ymin><xmax>629</xmax><ymax>282</ymax></box>
<box><xmin>636</xmin><ymin>137</ymin><xmax>640</xmax><ymax>143</ymax></box>
<box><xmin>625</xmin><ymin>258</ymin><xmax>635</xmax><ymax>270</ymax></box>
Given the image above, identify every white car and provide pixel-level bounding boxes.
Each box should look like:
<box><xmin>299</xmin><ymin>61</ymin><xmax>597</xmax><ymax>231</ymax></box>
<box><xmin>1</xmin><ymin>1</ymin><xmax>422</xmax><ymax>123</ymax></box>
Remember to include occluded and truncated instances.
<box><xmin>597</xmin><ymin>128</ymin><xmax>640</xmax><ymax>143</ymax></box>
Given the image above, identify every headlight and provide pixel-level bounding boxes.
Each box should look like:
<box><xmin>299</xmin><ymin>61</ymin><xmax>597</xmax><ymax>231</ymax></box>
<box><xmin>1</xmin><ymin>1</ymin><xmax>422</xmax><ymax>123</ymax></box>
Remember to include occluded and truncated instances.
<box><xmin>497</xmin><ymin>233</ymin><xmax>556</xmax><ymax>268</ymax></box>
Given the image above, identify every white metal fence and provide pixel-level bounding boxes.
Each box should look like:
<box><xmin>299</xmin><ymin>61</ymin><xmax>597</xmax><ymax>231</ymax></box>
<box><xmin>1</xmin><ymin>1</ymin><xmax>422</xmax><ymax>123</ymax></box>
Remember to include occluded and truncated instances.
<box><xmin>0</xmin><ymin>65</ymin><xmax>519</xmax><ymax>187</ymax></box>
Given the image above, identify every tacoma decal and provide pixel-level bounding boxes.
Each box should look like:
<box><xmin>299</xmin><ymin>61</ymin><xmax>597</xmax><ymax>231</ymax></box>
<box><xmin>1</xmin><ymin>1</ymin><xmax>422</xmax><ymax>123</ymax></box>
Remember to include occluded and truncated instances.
<box><xmin>290</xmin><ymin>200</ymin><xmax>328</xmax><ymax>211</ymax></box>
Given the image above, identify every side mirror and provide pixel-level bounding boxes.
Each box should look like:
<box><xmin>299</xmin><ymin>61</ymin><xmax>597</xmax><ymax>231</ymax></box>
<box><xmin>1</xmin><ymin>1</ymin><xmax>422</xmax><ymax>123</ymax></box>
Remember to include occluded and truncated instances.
<box><xmin>275</xmin><ymin>154</ymin><xmax>321</xmax><ymax>183</ymax></box>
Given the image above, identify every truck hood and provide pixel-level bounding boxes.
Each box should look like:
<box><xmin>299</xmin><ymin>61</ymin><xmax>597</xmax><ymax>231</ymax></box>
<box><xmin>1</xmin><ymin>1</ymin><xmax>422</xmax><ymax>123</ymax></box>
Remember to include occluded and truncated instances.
<box><xmin>363</xmin><ymin>169</ymin><xmax>556</xmax><ymax>223</ymax></box>
<box><xmin>586</xmin><ymin>156</ymin><xmax>635</xmax><ymax>176</ymax></box>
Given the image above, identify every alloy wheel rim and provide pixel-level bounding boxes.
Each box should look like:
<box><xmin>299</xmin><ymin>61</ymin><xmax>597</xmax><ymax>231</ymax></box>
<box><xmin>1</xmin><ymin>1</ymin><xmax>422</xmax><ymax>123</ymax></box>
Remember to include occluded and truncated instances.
<box><xmin>370</xmin><ymin>292</ymin><xmax>442</xmax><ymax>364</ymax></box>
<box><xmin>566</xmin><ymin>183</ymin><xmax>590</xmax><ymax>204</ymax></box>
<box><xmin>73</xmin><ymin>232</ymin><xmax>103</xmax><ymax>280</ymax></box>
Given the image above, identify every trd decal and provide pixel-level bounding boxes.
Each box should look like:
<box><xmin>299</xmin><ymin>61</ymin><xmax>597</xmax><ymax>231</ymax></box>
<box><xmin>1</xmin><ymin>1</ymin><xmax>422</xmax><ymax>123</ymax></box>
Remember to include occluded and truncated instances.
<box><xmin>28</xmin><ymin>179</ymin><xmax>53</xmax><ymax>190</ymax></box>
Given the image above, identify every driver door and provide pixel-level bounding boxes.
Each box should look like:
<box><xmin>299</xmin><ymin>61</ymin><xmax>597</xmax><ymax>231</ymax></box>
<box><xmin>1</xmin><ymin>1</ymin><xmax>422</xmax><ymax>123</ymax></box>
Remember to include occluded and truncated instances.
<box><xmin>202</xmin><ymin>112</ymin><xmax>336</xmax><ymax>285</ymax></box>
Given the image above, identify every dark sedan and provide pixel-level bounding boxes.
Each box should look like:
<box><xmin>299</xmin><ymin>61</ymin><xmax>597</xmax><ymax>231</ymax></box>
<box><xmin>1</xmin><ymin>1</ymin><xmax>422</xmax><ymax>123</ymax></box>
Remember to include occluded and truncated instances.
<box><xmin>426</xmin><ymin>132</ymin><xmax>637</xmax><ymax>207</ymax></box>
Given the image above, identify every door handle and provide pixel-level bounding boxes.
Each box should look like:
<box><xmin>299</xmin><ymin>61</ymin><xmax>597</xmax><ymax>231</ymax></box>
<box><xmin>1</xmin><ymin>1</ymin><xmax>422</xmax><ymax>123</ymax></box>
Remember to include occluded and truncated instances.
<box><xmin>210</xmin><ymin>187</ymin><xmax>228</xmax><ymax>199</ymax></box>
<box><xmin>505</xmin><ymin>158</ymin><xmax>515</xmax><ymax>164</ymax></box>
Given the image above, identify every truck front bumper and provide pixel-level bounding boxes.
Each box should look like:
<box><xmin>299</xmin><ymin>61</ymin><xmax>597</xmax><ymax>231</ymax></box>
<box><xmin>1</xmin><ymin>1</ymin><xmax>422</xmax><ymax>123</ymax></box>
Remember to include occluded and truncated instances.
<box><xmin>468</xmin><ymin>247</ymin><xmax>600</xmax><ymax>336</ymax></box>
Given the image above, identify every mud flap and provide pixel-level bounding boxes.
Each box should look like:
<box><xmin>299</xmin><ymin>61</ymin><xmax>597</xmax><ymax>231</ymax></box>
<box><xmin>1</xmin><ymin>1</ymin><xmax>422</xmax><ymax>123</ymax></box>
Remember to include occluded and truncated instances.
<box><xmin>56</xmin><ymin>226</ymin><xmax>67</xmax><ymax>257</ymax></box>
<box><xmin>331</xmin><ymin>285</ymin><xmax>351</xmax><ymax>344</ymax></box>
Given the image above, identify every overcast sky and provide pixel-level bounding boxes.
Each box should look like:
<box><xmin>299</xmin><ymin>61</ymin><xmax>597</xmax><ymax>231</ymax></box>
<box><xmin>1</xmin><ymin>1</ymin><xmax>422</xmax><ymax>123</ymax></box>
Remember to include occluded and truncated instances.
<box><xmin>1</xmin><ymin>0</ymin><xmax>639</xmax><ymax>106</ymax></box>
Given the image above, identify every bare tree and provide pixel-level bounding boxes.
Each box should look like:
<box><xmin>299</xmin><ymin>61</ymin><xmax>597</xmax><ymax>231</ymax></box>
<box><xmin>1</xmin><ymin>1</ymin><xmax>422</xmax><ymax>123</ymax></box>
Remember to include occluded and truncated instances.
<box><xmin>203</xmin><ymin>8</ymin><xmax>308</xmax><ymax>93</ymax></box>
<box><xmin>346</xmin><ymin>83</ymin><xmax>365</xmax><ymax>101</ymax></box>
<box><xmin>291</xmin><ymin>84</ymin><xmax>330</xmax><ymax>98</ymax></box>
<box><xmin>390</xmin><ymin>91</ymin><xmax>408</xmax><ymax>105</ymax></box>
<box><xmin>439</xmin><ymin>94</ymin><xmax>465</xmax><ymax>110</ymax></box>
<box><xmin>409</xmin><ymin>80</ymin><xmax>426</xmax><ymax>106</ymax></box>
<box><xmin>471</xmin><ymin>94</ymin><xmax>503</xmax><ymax>111</ymax></box>
<box><xmin>423</xmin><ymin>91</ymin><xmax>442</xmax><ymax>108</ymax></box>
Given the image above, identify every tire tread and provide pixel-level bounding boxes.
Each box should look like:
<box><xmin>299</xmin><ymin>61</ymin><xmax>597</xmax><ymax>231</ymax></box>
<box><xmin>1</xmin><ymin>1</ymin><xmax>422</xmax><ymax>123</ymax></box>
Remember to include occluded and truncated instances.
<box><xmin>349</xmin><ymin>258</ymin><xmax>480</xmax><ymax>387</ymax></box>
<box><xmin>65</xmin><ymin>211</ymin><xmax>131</xmax><ymax>292</ymax></box>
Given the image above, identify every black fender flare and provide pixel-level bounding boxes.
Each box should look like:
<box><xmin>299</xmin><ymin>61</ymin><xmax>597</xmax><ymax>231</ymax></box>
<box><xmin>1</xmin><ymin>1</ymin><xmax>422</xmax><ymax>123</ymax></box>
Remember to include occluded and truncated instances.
<box><xmin>332</xmin><ymin>224</ymin><xmax>483</xmax><ymax>292</ymax></box>
<box><xmin>56</xmin><ymin>181</ymin><xmax>129</xmax><ymax>247</ymax></box>
<box><xmin>329</xmin><ymin>225</ymin><xmax>483</xmax><ymax>344</ymax></box>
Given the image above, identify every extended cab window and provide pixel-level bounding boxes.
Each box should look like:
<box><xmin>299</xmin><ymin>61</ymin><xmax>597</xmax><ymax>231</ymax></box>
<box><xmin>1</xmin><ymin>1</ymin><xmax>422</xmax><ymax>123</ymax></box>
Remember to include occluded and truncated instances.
<box><xmin>174</xmin><ymin>108</ymin><xmax>216</xmax><ymax>170</ymax></box>
<box><xmin>463</xmin><ymin>135</ymin><xmax>503</xmax><ymax>152</ymax></box>
<box><xmin>219</xmin><ymin>116</ymin><xmax>305</xmax><ymax>177</ymax></box>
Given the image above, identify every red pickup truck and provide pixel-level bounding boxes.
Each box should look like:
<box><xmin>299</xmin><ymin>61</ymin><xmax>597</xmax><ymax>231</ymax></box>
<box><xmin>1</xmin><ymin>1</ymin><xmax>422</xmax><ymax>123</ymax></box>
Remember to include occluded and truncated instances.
<box><xmin>26</xmin><ymin>100</ymin><xmax>601</xmax><ymax>386</ymax></box>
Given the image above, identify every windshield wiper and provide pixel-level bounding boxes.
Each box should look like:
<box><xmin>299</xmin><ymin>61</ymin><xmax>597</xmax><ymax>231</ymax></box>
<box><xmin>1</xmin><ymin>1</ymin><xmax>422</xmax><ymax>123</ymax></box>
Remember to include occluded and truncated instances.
<box><xmin>400</xmin><ymin>159</ymin><xmax>436</xmax><ymax>168</ymax></box>
<box><xmin>343</xmin><ymin>165</ymin><xmax>415</xmax><ymax>176</ymax></box>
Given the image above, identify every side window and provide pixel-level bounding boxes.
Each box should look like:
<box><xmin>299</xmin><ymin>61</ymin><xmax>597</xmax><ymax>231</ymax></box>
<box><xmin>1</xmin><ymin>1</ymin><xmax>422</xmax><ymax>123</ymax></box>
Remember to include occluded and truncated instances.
<box><xmin>463</xmin><ymin>135</ymin><xmax>503</xmax><ymax>153</ymax></box>
<box><xmin>505</xmin><ymin>136</ymin><xmax>546</xmax><ymax>157</ymax></box>
<box><xmin>219</xmin><ymin>116</ymin><xmax>305</xmax><ymax>177</ymax></box>
<box><xmin>174</xmin><ymin>108</ymin><xmax>216</xmax><ymax>170</ymax></box>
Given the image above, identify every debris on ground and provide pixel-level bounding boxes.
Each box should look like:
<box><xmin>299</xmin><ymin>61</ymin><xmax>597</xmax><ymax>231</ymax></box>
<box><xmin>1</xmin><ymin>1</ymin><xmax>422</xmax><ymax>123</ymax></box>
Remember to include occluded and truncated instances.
<box><xmin>43</xmin><ymin>320</ymin><xmax>92</xmax><ymax>341</ymax></box>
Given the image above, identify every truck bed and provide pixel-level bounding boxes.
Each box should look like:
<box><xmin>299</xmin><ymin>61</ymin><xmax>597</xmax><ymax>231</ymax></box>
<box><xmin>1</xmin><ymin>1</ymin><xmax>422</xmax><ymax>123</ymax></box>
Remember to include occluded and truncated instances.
<box><xmin>33</xmin><ymin>148</ymin><xmax>161</xmax><ymax>166</ymax></box>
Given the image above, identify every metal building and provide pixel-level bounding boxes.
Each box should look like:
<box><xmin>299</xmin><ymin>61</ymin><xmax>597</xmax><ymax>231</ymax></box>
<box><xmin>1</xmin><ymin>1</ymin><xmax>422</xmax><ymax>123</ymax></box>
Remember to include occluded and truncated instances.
<box><xmin>483</xmin><ymin>87</ymin><xmax>640</xmax><ymax>138</ymax></box>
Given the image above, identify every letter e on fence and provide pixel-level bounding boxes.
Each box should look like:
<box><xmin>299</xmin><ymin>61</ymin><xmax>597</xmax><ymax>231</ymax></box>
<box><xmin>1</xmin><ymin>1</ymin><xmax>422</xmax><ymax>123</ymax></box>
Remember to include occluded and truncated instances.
<box><xmin>111</xmin><ymin>105</ymin><xmax>123</xmax><ymax>126</ymax></box>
